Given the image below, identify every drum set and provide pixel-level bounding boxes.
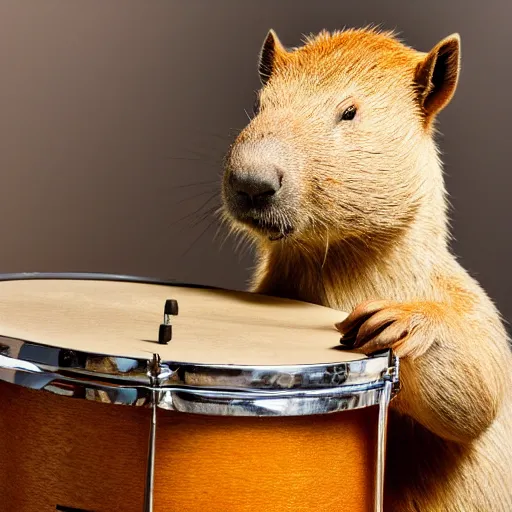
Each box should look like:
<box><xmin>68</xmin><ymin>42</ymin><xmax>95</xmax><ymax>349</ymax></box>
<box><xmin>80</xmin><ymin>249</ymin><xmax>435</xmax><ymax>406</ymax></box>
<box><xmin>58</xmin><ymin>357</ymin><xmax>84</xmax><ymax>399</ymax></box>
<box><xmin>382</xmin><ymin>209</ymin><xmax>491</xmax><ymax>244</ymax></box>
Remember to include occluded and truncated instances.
<box><xmin>0</xmin><ymin>273</ymin><xmax>399</xmax><ymax>512</ymax></box>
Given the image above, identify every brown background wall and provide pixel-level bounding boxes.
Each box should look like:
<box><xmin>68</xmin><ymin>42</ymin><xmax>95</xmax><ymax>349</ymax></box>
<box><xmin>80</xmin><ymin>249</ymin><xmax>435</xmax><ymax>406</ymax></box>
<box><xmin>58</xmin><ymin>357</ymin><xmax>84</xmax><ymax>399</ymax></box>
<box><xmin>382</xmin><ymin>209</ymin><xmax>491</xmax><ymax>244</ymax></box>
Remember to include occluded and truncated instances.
<box><xmin>0</xmin><ymin>1</ymin><xmax>511</xmax><ymax>321</ymax></box>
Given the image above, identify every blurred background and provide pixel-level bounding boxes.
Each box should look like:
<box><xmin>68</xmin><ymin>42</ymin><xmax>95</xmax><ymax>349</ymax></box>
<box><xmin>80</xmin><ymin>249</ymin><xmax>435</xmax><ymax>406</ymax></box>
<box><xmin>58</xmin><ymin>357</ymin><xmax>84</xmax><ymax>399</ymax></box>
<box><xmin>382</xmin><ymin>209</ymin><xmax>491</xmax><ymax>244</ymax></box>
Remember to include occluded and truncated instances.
<box><xmin>0</xmin><ymin>1</ymin><xmax>510</xmax><ymax>322</ymax></box>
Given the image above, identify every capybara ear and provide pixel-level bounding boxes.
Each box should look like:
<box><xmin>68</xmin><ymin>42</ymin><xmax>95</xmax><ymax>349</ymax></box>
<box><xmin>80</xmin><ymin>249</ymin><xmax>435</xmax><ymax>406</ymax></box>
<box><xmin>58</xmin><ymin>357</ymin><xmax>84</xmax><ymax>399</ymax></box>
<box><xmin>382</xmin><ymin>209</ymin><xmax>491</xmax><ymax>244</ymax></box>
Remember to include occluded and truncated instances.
<box><xmin>258</xmin><ymin>29</ymin><xmax>288</xmax><ymax>85</ymax></box>
<box><xmin>414</xmin><ymin>34</ymin><xmax>461</xmax><ymax>124</ymax></box>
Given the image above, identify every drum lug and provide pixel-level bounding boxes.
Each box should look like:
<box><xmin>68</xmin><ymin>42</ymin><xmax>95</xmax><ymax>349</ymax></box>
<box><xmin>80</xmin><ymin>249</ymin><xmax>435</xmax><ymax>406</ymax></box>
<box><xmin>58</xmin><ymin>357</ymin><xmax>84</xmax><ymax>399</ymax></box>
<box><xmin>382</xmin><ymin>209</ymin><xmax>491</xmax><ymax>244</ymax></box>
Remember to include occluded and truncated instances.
<box><xmin>146</xmin><ymin>354</ymin><xmax>172</xmax><ymax>384</ymax></box>
<box><xmin>383</xmin><ymin>353</ymin><xmax>401</xmax><ymax>394</ymax></box>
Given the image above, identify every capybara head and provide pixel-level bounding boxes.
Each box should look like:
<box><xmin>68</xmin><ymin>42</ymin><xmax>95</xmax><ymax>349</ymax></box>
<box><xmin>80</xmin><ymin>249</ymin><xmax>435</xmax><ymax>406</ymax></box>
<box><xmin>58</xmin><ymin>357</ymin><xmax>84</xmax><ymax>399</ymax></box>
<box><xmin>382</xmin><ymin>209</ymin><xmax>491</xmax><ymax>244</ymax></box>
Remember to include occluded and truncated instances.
<box><xmin>222</xmin><ymin>28</ymin><xmax>460</xmax><ymax>247</ymax></box>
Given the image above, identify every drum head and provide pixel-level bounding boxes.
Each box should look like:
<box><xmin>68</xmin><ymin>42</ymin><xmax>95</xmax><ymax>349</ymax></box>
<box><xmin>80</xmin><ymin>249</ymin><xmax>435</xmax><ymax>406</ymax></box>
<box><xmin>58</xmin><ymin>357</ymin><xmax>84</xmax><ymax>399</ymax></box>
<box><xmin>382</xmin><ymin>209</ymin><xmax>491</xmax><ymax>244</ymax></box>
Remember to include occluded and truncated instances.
<box><xmin>0</xmin><ymin>276</ymin><xmax>357</xmax><ymax>365</ymax></box>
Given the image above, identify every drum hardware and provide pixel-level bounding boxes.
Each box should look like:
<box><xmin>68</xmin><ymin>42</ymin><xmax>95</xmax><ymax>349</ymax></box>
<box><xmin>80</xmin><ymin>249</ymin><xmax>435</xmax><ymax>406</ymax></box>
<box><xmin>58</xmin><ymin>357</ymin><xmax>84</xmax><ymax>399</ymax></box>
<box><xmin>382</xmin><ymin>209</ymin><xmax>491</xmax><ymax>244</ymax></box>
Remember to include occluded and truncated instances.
<box><xmin>144</xmin><ymin>354</ymin><xmax>161</xmax><ymax>512</ymax></box>
<box><xmin>164</xmin><ymin>299</ymin><xmax>179</xmax><ymax>318</ymax></box>
<box><xmin>158</xmin><ymin>299</ymin><xmax>179</xmax><ymax>345</ymax></box>
<box><xmin>375</xmin><ymin>357</ymin><xmax>399</xmax><ymax>512</ymax></box>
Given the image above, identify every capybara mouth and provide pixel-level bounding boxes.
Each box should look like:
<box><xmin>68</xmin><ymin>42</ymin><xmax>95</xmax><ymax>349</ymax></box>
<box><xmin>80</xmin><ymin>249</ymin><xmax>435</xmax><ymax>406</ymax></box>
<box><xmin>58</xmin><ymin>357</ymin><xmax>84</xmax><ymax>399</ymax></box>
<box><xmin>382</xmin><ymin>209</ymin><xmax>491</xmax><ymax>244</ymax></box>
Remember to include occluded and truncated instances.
<box><xmin>246</xmin><ymin>217</ymin><xmax>294</xmax><ymax>241</ymax></box>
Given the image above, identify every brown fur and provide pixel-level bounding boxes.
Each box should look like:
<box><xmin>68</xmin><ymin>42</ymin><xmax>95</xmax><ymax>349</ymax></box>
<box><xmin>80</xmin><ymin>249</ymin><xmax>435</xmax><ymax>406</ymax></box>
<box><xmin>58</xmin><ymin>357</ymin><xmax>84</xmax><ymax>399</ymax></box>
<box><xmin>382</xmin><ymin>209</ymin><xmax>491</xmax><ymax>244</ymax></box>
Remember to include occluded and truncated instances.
<box><xmin>221</xmin><ymin>27</ymin><xmax>512</xmax><ymax>511</ymax></box>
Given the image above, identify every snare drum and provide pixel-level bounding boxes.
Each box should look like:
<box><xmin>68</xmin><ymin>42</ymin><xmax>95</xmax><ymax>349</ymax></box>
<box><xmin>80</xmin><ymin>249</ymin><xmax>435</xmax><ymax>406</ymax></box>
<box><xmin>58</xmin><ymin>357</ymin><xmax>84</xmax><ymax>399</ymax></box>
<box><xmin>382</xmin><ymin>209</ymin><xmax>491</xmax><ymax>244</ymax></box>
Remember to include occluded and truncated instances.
<box><xmin>0</xmin><ymin>274</ymin><xmax>399</xmax><ymax>512</ymax></box>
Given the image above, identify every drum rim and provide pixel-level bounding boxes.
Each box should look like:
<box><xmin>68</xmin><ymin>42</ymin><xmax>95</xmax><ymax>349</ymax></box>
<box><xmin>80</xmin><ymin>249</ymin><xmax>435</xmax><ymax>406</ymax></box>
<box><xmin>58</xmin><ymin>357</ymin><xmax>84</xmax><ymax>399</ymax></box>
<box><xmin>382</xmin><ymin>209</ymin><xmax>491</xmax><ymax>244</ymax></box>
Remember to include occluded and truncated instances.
<box><xmin>0</xmin><ymin>271</ymin><xmax>214</xmax><ymax>289</ymax></box>
<box><xmin>0</xmin><ymin>335</ymin><xmax>400</xmax><ymax>417</ymax></box>
<box><xmin>0</xmin><ymin>272</ymin><xmax>400</xmax><ymax>416</ymax></box>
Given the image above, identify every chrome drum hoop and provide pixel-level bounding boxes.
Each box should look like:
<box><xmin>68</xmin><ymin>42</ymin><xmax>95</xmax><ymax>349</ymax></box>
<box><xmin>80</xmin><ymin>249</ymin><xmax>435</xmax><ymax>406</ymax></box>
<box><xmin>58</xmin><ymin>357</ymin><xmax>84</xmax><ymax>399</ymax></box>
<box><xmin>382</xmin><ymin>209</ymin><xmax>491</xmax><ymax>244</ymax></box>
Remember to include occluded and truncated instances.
<box><xmin>0</xmin><ymin>335</ymin><xmax>399</xmax><ymax>417</ymax></box>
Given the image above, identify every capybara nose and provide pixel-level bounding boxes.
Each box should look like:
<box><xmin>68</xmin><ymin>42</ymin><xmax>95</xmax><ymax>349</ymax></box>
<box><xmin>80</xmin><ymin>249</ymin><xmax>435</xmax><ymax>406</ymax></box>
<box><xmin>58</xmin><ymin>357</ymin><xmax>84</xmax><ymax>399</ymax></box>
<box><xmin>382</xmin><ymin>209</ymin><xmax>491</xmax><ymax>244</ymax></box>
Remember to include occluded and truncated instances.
<box><xmin>229</xmin><ymin>169</ymin><xmax>282</xmax><ymax>209</ymax></box>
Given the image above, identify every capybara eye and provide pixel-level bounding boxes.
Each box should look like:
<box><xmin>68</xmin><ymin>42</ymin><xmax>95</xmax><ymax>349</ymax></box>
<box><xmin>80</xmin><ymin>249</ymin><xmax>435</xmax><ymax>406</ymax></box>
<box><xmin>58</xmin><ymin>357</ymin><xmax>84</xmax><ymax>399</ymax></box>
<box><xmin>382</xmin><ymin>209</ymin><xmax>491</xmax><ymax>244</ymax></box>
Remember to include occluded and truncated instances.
<box><xmin>339</xmin><ymin>105</ymin><xmax>357</xmax><ymax>121</ymax></box>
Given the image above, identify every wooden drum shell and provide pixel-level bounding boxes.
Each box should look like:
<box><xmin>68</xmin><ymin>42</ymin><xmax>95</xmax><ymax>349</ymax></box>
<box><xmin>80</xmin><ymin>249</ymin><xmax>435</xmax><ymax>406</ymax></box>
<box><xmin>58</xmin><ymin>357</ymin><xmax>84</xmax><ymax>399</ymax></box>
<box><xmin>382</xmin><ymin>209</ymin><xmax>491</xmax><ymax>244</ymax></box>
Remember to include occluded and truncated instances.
<box><xmin>0</xmin><ymin>380</ymin><xmax>378</xmax><ymax>512</ymax></box>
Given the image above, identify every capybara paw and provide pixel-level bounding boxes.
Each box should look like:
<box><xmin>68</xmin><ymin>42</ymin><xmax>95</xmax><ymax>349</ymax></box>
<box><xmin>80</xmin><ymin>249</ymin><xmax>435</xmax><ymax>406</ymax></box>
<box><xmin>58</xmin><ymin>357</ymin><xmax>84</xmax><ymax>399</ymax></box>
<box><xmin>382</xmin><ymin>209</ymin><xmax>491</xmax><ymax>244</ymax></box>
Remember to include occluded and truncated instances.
<box><xmin>335</xmin><ymin>300</ymin><xmax>440</xmax><ymax>358</ymax></box>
